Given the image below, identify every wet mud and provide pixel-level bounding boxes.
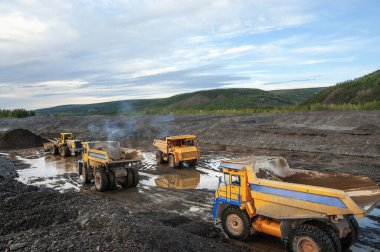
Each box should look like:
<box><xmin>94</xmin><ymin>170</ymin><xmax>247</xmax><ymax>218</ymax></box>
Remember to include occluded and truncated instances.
<box><xmin>2</xmin><ymin>147</ymin><xmax>379</xmax><ymax>251</ymax></box>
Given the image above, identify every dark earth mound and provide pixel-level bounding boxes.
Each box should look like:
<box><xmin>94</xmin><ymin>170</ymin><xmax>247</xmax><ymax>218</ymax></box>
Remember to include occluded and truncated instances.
<box><xmin>0</xmin><ymin>129</ymin><xmax>48</xmax><ymax>150</ymax></box>
<box><xmin>0</xmin><ymin>155</ymin><xmax>250</xmax><ymax>252</ymax></box>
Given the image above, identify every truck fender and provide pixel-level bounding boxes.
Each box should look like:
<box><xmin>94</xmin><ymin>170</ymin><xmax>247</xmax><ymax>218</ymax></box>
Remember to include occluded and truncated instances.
<box><xmin>213</xmin><ymin>201</ymin><xmax>229</xmax><ymax>222</ymax></box>
<box><xmin>213</xmin><ymin>199</ymin><xmax>244</xmax><ymax>222</ymax></box>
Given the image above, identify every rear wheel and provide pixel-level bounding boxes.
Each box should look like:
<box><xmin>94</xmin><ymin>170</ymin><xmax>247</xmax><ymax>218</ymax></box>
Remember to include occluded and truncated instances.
<box><xmin>156</xmin><ymin>151</ymin><xmax>164</xmax><ymax>164</ymax></box>
<box><xmin>131</xmin><ymin>168</ymin><xmax>139</xmax><ymax>187</ymax></box>
<box><xmin>188</xmin><ymin>159</ymin><xmax>198</xmax><ymax>167</ymax></box>
<box><xmin>287</xmin><ymin>224</ymin><xmax>335</xmax><ymax>252</ymax></box>
<box><xmin>221</xmin><ymin>206</ymin><xmax>251</xmax><ymax>241</ymax></box>
<box><xmin>107</xmin><ymin>170</ymin><xmax>117</xmax><ymax>190</ymax></box>
<box><xmin>168</xmin><ymin>155</ymin><xmax>177</xmax><ymax>168</ymax></box>
<box><xmin>82</xmin><ymin>162</ymin><xmax>90</xmax><ymax>184</ymax></box>
<box><xmin>308</xmin><ymin>221</ymin><xmax>341</xmax><ymax>252</ymax></box>
<box><xmin>50</xmin><ymin>145</ymin><xmax>58</xmax><ymax>155</ymax></box>
<box><xmin>340</xmin><ymin>216</ymin><xmax>359</xmax><ymax>251</ymax></box>
<box><xmin>94</xmin><ymin>169</ymin><xmax>109</xmax><ymax>192</ymax></box>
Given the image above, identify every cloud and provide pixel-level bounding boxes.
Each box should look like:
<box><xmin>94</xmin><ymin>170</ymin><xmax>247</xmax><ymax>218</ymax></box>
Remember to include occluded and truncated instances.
<box><xmin>0</xmin><ymin>0</ymin><xmax>379</xmax><ymax>109</ymax></box>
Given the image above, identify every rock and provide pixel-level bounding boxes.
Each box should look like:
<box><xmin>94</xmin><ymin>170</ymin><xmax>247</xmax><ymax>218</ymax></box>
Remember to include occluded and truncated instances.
<box><xmin>9</xmin><ymin>242</ymin><xmax>27</xmax><ymax>251</ymax></box>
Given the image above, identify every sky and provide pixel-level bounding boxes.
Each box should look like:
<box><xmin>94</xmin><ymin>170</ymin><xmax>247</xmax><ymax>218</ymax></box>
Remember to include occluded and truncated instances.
<box><xmin>0</xmin><ymin>0</ymin><xmax>379</xmax><ymax>109</ymax></box>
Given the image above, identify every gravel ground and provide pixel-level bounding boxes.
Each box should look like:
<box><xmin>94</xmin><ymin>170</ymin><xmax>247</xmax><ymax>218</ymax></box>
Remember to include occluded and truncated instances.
<box><xmin>0</xmin><ymin>155</ymin><xmax>250</xmax><ymax>252</ymax></box>
<box><xmin>1</xmin><ymin>111</ymin><xmax>379</xmax><ymax>157</ymax></box>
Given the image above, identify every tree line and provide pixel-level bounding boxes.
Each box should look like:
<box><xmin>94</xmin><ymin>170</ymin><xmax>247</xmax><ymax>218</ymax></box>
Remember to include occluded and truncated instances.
<box><xmin>0</xmin><ymin>109</ymin><xmax>36</xmax><ymax>118</ymax></box>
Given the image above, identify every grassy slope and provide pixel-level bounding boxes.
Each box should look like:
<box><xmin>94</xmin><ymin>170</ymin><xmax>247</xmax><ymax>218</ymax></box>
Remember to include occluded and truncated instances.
<box><xmin>36</xmin><ymin>88</ymin><xmax>321</xmax><ymax>115</ymax></box>
<box><xmin>306</xmin><ymin>69</ymin><xmax>380</xmax><ymax>104</ymax></box>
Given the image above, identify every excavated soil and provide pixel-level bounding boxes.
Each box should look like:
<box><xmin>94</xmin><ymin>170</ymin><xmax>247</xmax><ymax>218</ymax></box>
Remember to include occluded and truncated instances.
<box><xmin>0</xmin><ymin>155</ymin><xmax>250</xmax><ymax>252</ymax></box>
<box><xmin>0</xmin><ymin>129</ymin><xmax>47</xmax><ymax>150</ymax></box>
<box><xmin>1</xmin><ymin>111</ymin><xmax>380</xmax><ymax>251</ymax></box>
<box><xmin>1</xmin><ymin>110</ymin><xmax>379</xmax><ymax>157</ymax></box>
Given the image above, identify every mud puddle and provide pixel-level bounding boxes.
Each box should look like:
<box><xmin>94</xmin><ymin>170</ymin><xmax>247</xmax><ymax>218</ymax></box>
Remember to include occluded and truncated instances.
<box><xmin>16</xmin><ymin>153</ymin><xmax>81</xmax><ymax>192</ymax></box>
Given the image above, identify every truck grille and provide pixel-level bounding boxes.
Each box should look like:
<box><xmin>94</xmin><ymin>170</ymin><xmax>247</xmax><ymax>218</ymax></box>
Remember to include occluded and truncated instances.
<box><xmin>181</xmin><ymin>152</ymin><xmax>197</xmax><ymax>159</ymax></box>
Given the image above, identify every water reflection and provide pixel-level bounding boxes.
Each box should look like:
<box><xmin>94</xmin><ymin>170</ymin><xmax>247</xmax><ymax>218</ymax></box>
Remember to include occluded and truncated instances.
<box><xmin>155</xmin><ymin>170</ymin><xmax>200</xmax><ymax>189</ymax></box>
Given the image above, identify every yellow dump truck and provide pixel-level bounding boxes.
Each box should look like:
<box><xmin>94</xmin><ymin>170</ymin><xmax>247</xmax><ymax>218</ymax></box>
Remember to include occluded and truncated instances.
<box><xmin>79</xmin><ymin>141</ymin><xmax>142</xmax><ymax>192</ymax></box>
<box><xmin>153</xmin><ymin>135</ymin><xmax>200</xmax><ymax>168</ymax></box>
<box><xmin>44</xmin><ymin>133</ymin><xmax>83</xmax><ymax>157</ymax></box>
<box><xmin>213</xmin><ymin>156</ymin><xmax>380</xmax><ymax>252</ymax></box>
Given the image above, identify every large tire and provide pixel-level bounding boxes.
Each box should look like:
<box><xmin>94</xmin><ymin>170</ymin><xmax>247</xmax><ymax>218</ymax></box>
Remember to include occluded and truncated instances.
<box><xmin>94</xmin><ymin>169</ymin><xmax>109</xmax><ymax>192</ymax></box>
<box><xmin>340</xmin><ymin>216</ymin><xmax>359</xmax><ymax>251</ymax></box>
<box><xmin>308</xmin><ymin>221</ymin><xmax>341</xmax><ymax>252</ymax></box>
<box><xmin>287</xmin><ymin>224</ymin><xmax>335</xmax><ymax>252</ymax></box>
<box><xmin>107</xmin><ymin>170</ymin><xmax>117</xmax><ymax>190</ymax></box>
<box><xmin>221</xmin><ymin>206</ymin><xmax>251</xmax><ymax>241</ymax></box>
<box><xmin>60</xmin><ymin>146</ymin><xmax>70</xmax><ymax>157</ymax></box>
<box><xmin>131</xmin><ymin>168</ymin><xmax>139</xmax><ymax>187</ymax></box>
<box><xmin>50</xmin><ymin>145</ymin><xmax>58</xmax><ymax>155</ymax></box>
<box><xmin>126</xmin><ymin>168</ymin><xmax>134</xmax><ymax>187</ymax></box>
<box><xmin>156</xmin><ymin>151</ymin><xmax>164</xmax><ymax>164</ymax></box>
<box><xmin>188</xmin><ymin>159</ymin><xmax>198</xmax><ymax>167</ymax></box>
<box><xmin>168</xmin><ymin>155</ymin><xmax>177</xmax><ymax>169</ymax></box>
<box><xmin>82</xmin><ymin>162</ymin><xmax>90</xmax><ymax>184</ymax></box>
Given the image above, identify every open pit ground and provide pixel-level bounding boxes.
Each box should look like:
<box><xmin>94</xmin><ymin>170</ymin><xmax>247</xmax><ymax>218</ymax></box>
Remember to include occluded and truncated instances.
<box><xmin>0</xmin><ymin>110</ymin><xmax>379</xmax><ymax>251</ymax></box>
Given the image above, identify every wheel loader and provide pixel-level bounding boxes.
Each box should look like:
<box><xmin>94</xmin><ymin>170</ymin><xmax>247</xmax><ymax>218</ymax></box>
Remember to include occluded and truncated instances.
<box><xmin>44</xmin><ymin>133</ymin><xmax>83</xmax><ymax>157</ymax></box>
<box><xmin>153</xmin><ymin>135</ymin><xmax>200</xmax><ymax>168</ymax></box>
<box><xmin>212</xmin><ymin>156</ymin><xmax>380</xmax><ymax>252</ymax></box>
<box><xmin>78</xmin><ymin>141</ymin><xmax>142</xmax><ymax>192</ymax></box>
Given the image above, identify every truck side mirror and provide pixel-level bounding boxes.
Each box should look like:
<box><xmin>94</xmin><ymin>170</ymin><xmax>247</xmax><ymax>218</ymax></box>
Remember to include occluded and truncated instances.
<box><xmin>218</xmin><ymin>176</ymin><xmax>222</xmax><ymax>183</ymax></box>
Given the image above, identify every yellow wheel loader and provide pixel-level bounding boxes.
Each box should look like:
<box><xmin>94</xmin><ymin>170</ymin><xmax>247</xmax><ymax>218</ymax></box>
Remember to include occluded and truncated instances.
<box><xmin>78</xmin><ymin>141</ymin><xmax>142</xmax><ymax>192</ymax></box>
<box><xmin>153</xmin><ymin>135</ymin><xmax>201</xmax><ymax>168</ymax></box>
<box><xmin>44</xmin><ymin>133</ymin><xmax>82</xmax><ymax>157</ymax></box>
<box><xmin>212</xmin><ymin>156</ymin><xmax>380</xmax><ymax>252</ymax></box>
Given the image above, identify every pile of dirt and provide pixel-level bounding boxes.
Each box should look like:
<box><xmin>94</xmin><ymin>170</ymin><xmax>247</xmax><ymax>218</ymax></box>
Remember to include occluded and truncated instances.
<box><xmin>0</xmin><ymin>129</ymin><xmax>48</xmax><ymax>150</ymax></box>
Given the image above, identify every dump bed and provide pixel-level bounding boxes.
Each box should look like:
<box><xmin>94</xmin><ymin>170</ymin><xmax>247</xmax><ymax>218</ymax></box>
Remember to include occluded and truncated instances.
<box><xmin>86</xmin><ymin>141</ymin><xmax>142</xmax><ymax>167</ymax></box>
<box><xmin>222</xmin><ymin>156</ymin><xmax>380</xmax><ymax>219</ymax></box>
<box><xmin>153</xmin><ymin>139</ymin><xmax>167</xmax><ymax>153</ymax></box>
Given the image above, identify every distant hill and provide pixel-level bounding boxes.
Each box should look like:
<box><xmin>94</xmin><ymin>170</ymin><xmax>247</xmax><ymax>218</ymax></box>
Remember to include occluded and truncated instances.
<box><xmin>36</xmin><ymin>88</ymin><xmax>322</xmax><ymax>115</ymax></box>
<box><xmin>306</xmin><ymin>69</ymin><xmax>380</xmax><ymax>104</ymax></box>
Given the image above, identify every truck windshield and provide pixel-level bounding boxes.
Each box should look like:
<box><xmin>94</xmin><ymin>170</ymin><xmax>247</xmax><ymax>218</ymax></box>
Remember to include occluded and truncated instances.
<box><xmin>173</xmin><ymin>139</ymin><xmax>194</xmax><ymax>146</ymax></box>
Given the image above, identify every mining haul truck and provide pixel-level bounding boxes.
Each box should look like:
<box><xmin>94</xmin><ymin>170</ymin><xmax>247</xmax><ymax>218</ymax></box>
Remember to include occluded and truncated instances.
<box><xmin>153</xmin><ymin>135</ymin><xmax>200</xmax><ymax>168</ymax></box>
<box><xmin>213</xmin><ymin>156</ymin><xmax>380</xmax><ymax>252</ymax></box>
<box><xmin>79</xmin><ymin>141</ymin><xmax>142</xmax><ymax>192</ymax></box>
<box><xmin>44</xmin><ymin>132</ymin><xmax>83</xmax><ymax>157</ymax></box>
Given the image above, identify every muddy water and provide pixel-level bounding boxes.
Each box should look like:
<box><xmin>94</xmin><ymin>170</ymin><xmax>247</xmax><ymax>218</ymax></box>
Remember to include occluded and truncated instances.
<box><xmin>13</xmin><ymin>150</ymin><xmax>380</xmax><ymax>252</ymax></box>
<box><xmin>16</xmin><ymin>154</ymin><xmax>81</xmax><ymax>192</ymax></box>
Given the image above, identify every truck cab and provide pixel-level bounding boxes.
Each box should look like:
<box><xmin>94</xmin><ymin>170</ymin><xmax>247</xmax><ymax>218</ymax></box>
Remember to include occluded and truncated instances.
<box><xmin>60</xmin><ymin>133</ymin><xmax>73</xmax><ymax>144</ymax></box>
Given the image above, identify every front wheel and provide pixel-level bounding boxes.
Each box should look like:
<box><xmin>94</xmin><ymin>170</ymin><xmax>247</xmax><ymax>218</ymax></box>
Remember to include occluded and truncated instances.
<box><xmin>287</xmin><ymin>224</ymin><xmax>335</xmax><ymax>252</ymax></box>
<box><xmin>82</xmin><ymin>162</ymin><xmax>90</xmax><ymax>184</ymax></box>
<box><xmin>94</xmin><ymin>169</ymin><xmax>109</xmax><ymax>192</ymax></box>
<box><xmin>156</xmin><ymin>151</ymin><xmax>164</xmax><ymax>164</ymax></box>
<box><xmin>221</xmin><ymin>206</ymin><xmax>251</xmax><ymax>240</ymax></box>
<box><xmin>50</xmin><ymin>145</ymin><xmax>58</xmax><ymax>155</ymax></box>
<box><xmin>60</xmin><ymin>146</ymin><xmax>70</xmax><ymax>157</ymax></box>
<box><xmin>168</xmin><ymin>155</ymin><xmax>177</xmax><ymax>169</ymax></box>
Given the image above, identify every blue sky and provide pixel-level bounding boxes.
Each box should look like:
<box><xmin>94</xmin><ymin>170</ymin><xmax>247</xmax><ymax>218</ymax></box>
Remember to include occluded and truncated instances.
<box><xmin>0</xmin><ymin>0</ymin><xmax>379</xmax><ymax>109</ymax></box>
